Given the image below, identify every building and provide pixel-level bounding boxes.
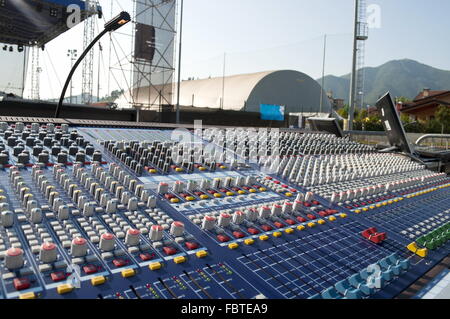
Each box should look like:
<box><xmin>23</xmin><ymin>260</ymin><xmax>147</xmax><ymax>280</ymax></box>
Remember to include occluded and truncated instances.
<box><xmin>117</xmin><ymin>70</ymin><xmax>331</xmax><ymax>115</ymax></box>
<box><xmin>400</xmin><ymin>89</ymin><xmax>450</xmax><ymax>121</ymax></box>
<box><xmin>327</xmin><ymin>91</ymin><xmax>345</xmax><ymax>110</ymax></box>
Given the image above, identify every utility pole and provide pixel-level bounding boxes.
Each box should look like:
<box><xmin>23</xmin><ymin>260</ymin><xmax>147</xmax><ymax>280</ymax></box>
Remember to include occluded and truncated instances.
<box><xmin>319</xmin><ymin>34</ymin><xmax>327</xmax><ymax>114</ymax></box>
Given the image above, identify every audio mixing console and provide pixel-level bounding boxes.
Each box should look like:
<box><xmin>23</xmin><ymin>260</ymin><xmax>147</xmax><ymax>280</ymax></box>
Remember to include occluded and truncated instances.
<box><xmin>0</xmin><ymin>118</ymin><xmax>448</xmax><ymax>300</ymax></box>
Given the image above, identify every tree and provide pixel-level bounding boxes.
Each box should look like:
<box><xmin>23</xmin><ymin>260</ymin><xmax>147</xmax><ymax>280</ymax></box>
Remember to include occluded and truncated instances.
<box><xmin>435</xmin><ymin>105</ymin><xmax>450</xmax><ymax>134</ymax></box>
<box><xmin>395</xmin><ymin>96</ymin><xmax>412</xmax><ymax>103</ymax></box>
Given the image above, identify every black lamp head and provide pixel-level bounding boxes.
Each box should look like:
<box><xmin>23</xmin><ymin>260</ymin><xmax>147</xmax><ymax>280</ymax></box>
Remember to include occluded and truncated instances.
<box><xmin>104</xmin><ymin>11</ymin><xmax>131</xmax><ymax>31</ymax></box>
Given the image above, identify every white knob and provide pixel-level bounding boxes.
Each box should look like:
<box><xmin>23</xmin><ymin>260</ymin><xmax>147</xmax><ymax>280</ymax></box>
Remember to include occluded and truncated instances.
<box><xmin>125</xmin><ymin>228</ymin><xmax>140</xmax><ymax>246</ymax></box>
<box><xmin>149</xmin><ymin>225</ymin><xmax>164</xmax><ymax>241</ymax></box>
<box><xmin>5</xmin><ymin>247</ymin><xmax>24</xmax><ymax>270</ymax></box>
<box><xmin>39</xmin><ymin>242</ymin><xmax>58</xmax><ymax>263</ymax></box>
<box><xmin>170</xmin><ymin>221</ymin><xmax>185</xmax><ymax>237</ymax></box>
<box><xmin>99</xmin><ymin>233</ymin><xmax>115</xmax><ymax>251</ymax></box>
<box><xmin>71</xmin><ymin>237</ymin><xmax>88</xmax><ymax>257</ymax></box>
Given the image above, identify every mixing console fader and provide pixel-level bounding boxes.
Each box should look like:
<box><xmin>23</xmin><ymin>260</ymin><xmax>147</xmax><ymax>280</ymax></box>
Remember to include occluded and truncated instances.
<box><xmin>0</xmin><ymin>120</ymin><xmax>448</xmax><ymax>300</ymax></box>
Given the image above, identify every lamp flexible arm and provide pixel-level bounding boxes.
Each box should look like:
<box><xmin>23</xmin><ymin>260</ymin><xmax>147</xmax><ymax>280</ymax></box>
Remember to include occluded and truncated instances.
<box><xmin>54</xmin><ymin>28</ymin><xmax>108</xmax><ymax>118</ymax></box>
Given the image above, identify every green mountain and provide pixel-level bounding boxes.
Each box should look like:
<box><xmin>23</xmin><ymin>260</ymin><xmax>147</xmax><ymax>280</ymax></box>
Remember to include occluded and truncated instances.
<box><xmin>318</xmin><ymin>59</ymin><xmax>450</xmax><ymax>105</ymax></box>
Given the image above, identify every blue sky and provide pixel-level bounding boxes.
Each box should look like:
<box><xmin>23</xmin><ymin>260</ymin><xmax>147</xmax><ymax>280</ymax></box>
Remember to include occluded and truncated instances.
<box><xmin>16</xmin><ymin>0</ymin><xmax>450</xmax><ymax>100</ymax></box>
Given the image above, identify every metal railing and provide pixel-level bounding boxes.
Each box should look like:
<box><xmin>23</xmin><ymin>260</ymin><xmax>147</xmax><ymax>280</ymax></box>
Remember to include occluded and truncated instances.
<box><xmin>415</xmin><ymin>134</ymin><xmax>450</xmax><ymax>149</ymax></box>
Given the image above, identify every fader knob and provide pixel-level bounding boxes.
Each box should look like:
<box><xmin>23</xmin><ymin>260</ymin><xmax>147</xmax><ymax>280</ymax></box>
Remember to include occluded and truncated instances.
<box><xmin>218</xmin><ymin>213</ymin><xmax>231</xmax><ymax>227</ymax></box>
<box><xmin>5</xmin><ymin>247</ymin><xmax>24</xmax><ymax>270</ymax></box>
<box><xmin>202</xmin><ymin>216</ymin><xmax>216</xmax><ymax>230</ymax></box>
<box><xmin>149</xmin><ymin>225</ymin><xmax>164</xmax><ymax>241</ymax></box>
<box><xmin>99</xmin><ymin>233</ymin><xmax>115</xmax><ymax>251</ymax></box>
<box><xmin>170</xmin><ymin>221</ymin><xmax>185</xmax><ymax>237</ymax></box>
<box><xmin>71</xmin><ymin>237</ymin><xmax>88</xmax><ymax>257</ymax></box>
<box><xmin>1</xmin><ymin>210</ymin><xmax>14</xmax><ymax>227</ymax></box>
<box><xmin>39</xmin><ymin>242</ymin><xmax>58</xmax><ymax>263</ymax></box>
<box><xmin>125</xmin><ymin>228</ymin><xmax>140</xmax><ymax>246</ymax></box>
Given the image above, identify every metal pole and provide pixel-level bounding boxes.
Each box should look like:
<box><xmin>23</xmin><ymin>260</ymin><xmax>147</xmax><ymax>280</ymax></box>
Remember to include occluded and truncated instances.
<box><xmin>97</xmin><ymin>42</ymin><xmax>102</xmax><ymax>102</ymax></box>
<box><xmin>348</xmin><ymin>0</ymin><xmax>359</xmax><ymax>130</ymax></box>
<box><xmin>175</xmin><ymin>0</ymin><xmax>184</xmax><ymax>124</ymax></box>
<box><xmin>221</xmin><ymin>52</ymin><xmax>226</xmax><ymax>109</ymax></box>
<box><xmin>319</xmin><ymin>34</ymin><xmax>327</xmax><ymax>114</ymax></box>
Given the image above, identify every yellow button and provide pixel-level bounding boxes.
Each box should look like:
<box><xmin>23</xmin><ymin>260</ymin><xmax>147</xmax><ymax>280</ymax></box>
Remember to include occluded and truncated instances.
<box><xmin>199</xmin><ymin>167</ymin><xmax>206</xmax><ymax>171</ymax></box>
<box><xmin>329</xmin><ymin>216</ymin><xmax>336</xmax><ymax>221</ymax></box>
<box><xmin>238</xmin><ymin>190</ymin><xmax>246</xmax><ymax>195</ymax></box>
<box><xmin>285</xmin><ymin>192</ymin><xmax>293</xmax><ymax>197</ymax></box>
<box><xmin>259</xmin><ymin>235</ymin><xmax>269</xmax><ymax>241</ymax></box>
<box><xmin>196</xmin><ymin>250</ymin><xmax>208</xmax><ymax>258</ymax></box>
<box><xmin>273</xmin><ymin>231</ymin><xmax>282</xmax><ymax>237</ymax></box>
<box><xmin>19</xmin><ymin>292</ymin><xmax>36</xmax><ymax>299</ymax></box>
<box><xmin>214</xmin><ymin>193</ymin><xmax>222</xmax><ymax>198</ymax></box>
<box><xmin>317</xmin><ymin>219</ymin><xmax>326</xmax><ymax>225</ymax></box>
<box><xmin>149</xmin><ymin>169</ymin><xmax>157</xmax><ymax>174</ymax></box>
<box><xmin>121</xmin><ymin>268</ymin><xmax>136</xmax><ymax>278</ymax></box>
<box><xmin>91</xmin><ymin>276</ymin><xmax>106</xmax><ymax>286</ymax></box>
<box><xmin>174</xmin><ymin>256</ymin><xmax>186</xmax><ymax>264</ymax></box>
<box><xmin>382</xmin><ymin>202</ymin><xmax>388</xmax><ymax>206</ymax></box>
<box><xmin>362</xmin><ymin>207</ymin><xmax>368</xmax><ymax>212</ymax></box>
<box><xmin>417</xmin><ymin>248</ymin><xmax>428</xmax><ymax>258</ymax></box>
<box><xmin>57</xmin><ymin>284</ymin><xmax>74</xmax><ymax>294</ymax></box>
<box><xmin>307</xmin><ymin>222</ymin><xmax>316</xmax><ymax>228</ymax></box>
<box><xmin>340</xmin><ymin>213</ymin><xmax>347</xmax><ymax>218</ymax></box>
<box><xmin>226</xmin><ymin>192</ymin><xmax>234</xmax><ymax>196</ymax></box>
<box><xmin>369</xmin><ymin>205</ymin><xmax>375</xmax><ymax>210</ymax></box>
<box><xmin>175</xmin><ymin>168</ymin><xmax>183</xmax><ymax>172</ymax></box>
<box><xmin>244</xmin><ymin>239</ymin><xmax>255</xmax><ymax>245</ymax></box>
<box><xmin>297</xmin><ymin>225</ymin><xmax>306</xmax><ymax>231</ymax></box>
<box><xmin>354</xmin><ymin>209</ymin><xmax>361</xmax><ymax>214</ymax></box>
<box><xmin>170</xmin><ymin>198</ymin><xmax>180</xmax><ymax>203</ymax></box>
<box><xmin>259</xmin><ymin>187</ymin><xmax>267</xmax><ymax>192</ymax></box>
<box><xmin>200</xmin><ymin>195</ymin><xmax>209</xmax><ymax>200</ymax></box>
<box><xmin>375</xmin><ymin>203</ymin><xmax>381</xmax><ymax>208</ymax></box>
<box><xmin>220</xmin><ymin>165</ymin><xmax>227</xmax><ymax>169</ymax></box>
<box><xmin>149</xmin><ymin>262</ymin><xmax>162</xmax><ymax>270</ymax></box>
<box><xmin>393</xmin><ymin>199</ymin><xmax>399</xmax><ymax>202</ymax></box>
<box><xmin>388</xmin><ymin>200</ymin><xmax>393</xmax><ymax>204</ymax></box>
<box><xmin>285</xmin><ymin>228</ymin><xmax>294</xmax><ymax>234</ymax></box>
<box><xmin>228</xmin><ymin>243</ymin><xmax>239</xmax><ymax>249</ymax></box>
<box><xmin>186</xmin><ymin>196</ymin><xmax>195</xmax><ymax>201</ymax></box>
<box><xmin>249</xmin><ymin>189</ymin><xmax>257</xmax><ymax>193</ymax></box>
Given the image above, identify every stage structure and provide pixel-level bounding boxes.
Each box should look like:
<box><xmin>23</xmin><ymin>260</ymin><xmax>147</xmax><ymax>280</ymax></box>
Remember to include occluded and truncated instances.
<box><xmin>130</xmin><ymin>0</ymin><xmax>177</xmax><ymax>110</ymax></box>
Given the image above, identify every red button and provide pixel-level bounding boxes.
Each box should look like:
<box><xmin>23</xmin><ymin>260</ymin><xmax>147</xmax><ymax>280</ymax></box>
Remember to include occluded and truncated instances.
<box><xmin>261</xmin><ymin>225</ymin><xmax>273</xmax><ymax>232</ymax></box>
<box><xmin>163</xmin><ymin>246</ymin><xmax>177</xmax><ymax>255</ymax></box>
<box><xmin>233</xmin><ymin>231</ymin><xmax>245</xmax><ymax>239</ymax></box>
<box><xmin>274</xmin><ymin>222</ymin><xmax>284</xmax><ymax>229</ymax></box>
<box><xmin>50</xmin><ymin>272</ymin><xmax>67</xmax><ymax>282</ymax></box>
<box><xmin>185</xmin><ymin>242</ymin><xmax>199</xmax><ymax>250</ymax></box>
<box><xmin>248</xmin><ymin>228</ymin><xmax>260</xmax><ymax>235</ymax></box>
<box><xmin>13</xmin><ymin>278</ymin><xmax>30</xmax><ymax>291</ymax></box>
<box><xmin>297</xmin><ymin>217</ymin><xmax>307</xmax><ymax>223</ymax></box>
<box><xmin>285</xmin><ymin>219</ymin><xmax>296</xmax><ymax>225</ymax></box>
<box><xmin>113</xmin><ymin>259</ymin><xmax>127</xmax><ymax>267</ymax></box>
<box><xmin>307</xmin><ymin>214</ymin><xmax>316</xmax><ymax>220</ymax></box>
<box><xmin>139</xmin><ymin>253</ymin><xmax>153</xmax><ymax>261</ymax></box>
<box><xmin>217</xmin><ymin>235</ymin><xmax>230</xmax><ymax>243</ymax></box>
<box><xmin>83</xmin><ymin>264</ymin><xmax>98</xmax><ymax>274</ymax></box>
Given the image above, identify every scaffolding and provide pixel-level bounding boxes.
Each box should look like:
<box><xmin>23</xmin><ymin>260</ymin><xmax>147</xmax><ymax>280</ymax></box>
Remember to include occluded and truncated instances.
<box><xmin>81</xmin><ymin>0</ymin><xmax>98</xmax><ymax>104</ymax></box>
<box><xmin>348</xmin><ymin>0</ymin><xmax>369</xmax><ymax>130</ymax></box>
<box><xmin>130</xmin><ymin>0</ymin><xmax>177</xmax><ymax>110</ymax></box>
<box><xmin>30</xmin><ymin>46</ymin><xmax>41</xmax><ymax>100</ymax></box>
